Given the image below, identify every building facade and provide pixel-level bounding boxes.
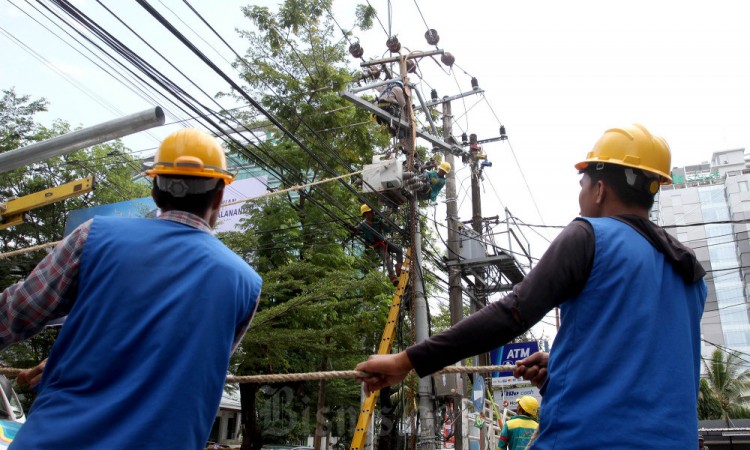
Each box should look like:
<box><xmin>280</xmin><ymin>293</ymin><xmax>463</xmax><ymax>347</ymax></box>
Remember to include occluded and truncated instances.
<box><xmin>650</xmin><ymin>148</ymin><xmax>750</xmax><ymax>364</ymax></box>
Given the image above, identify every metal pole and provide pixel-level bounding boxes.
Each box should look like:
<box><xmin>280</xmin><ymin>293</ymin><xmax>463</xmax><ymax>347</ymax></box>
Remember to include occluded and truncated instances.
<box><xmin>400</xmin><ymin>55</ymin><xmax>434</xmax><ymax>450</ymax></box>
<box><xmin>413</xmin><ymin>219</ymin><xmax>435</xmax><ymax>450</ymax></box>
<box><xmin>443</xmin><ymin>100</ymin><xmax>464</xmax><ymax>450</ymax></box>
<box><xmin>469</xmin><ymin>135</ymin><xmax>489</xmax><ymax>328</ymax></box>
<box><xmin>0</xmin><ymin>107</ymin><xmax>165</xmax><ymax>174</ymax></box>
<box><xmin>468</xmin><ymin>135</ymin><xmax>489</xmax><ymax>450</ymax></box>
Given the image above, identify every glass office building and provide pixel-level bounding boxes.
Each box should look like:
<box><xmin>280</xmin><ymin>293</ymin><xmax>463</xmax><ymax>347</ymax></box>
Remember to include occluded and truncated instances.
<box><xmin>650</xmin><ymin>149</ymin><xmax>750</xmax><ymax>364</ymax></box>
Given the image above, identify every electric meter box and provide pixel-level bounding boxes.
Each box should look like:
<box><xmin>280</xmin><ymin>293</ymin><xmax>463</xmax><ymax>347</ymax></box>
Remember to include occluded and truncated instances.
<box><xmin>459</xmin><ymin>227</ymin><xmax>486</xmax><ymax>260</ymax></box>
<box><xmin>433</xmin><ymin>372</ymin><xmax>464</xmax><ymax>397</ymax></box>
<box><xmin>362</xmin><ymin>157</ymin><xmax>403</xmax><ymax>193</ymax></box>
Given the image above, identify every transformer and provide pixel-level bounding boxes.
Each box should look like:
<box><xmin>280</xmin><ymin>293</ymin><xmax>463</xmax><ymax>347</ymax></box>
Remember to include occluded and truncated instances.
<box><xmin>362</xmin><ymin>157</ymin><xmax>403</xmax><ymax>193</ymax></box>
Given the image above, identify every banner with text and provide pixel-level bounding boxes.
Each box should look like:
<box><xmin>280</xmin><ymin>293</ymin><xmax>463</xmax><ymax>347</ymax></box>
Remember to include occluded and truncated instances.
<box><xmin>64</xmin><ymin>176</ymin><xmax>268</xmax><ymax>236</ymax></box>
<box><xmin>490</xmin><ymin>341</ymin><xmax>539</xmax><ymax>386</ymax></box>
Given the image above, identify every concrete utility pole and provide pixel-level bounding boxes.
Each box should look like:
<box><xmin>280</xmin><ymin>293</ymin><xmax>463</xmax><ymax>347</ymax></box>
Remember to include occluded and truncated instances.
<box><xmin>443</xmin><ymin>101</ymin><xmax>463</xmax><ymax>330</ymax></box>
<box><xmin>442</xmin><ymin>99</ymin><xmax>464</xmax><ymax>450</ymax></box>
<box><xmin>400</xmin><ymin>57</ymin><xmax>435</xmax><ymax>450</ymax></box>
<box><xmin>468</xmin><ymin>134</ymin><xmax>489</xmax><ymax>364</ymax></box>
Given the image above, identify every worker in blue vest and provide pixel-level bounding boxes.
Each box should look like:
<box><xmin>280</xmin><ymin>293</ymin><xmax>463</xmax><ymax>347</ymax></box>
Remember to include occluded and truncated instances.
<box><xmin>356</xmin><ymin>124</ymin><xmax>707</xmax><ymax>449</ymax></box>
<box><xmin>416</xmin><ymin>161</ymin><xmax>450</xmax><ymax>203</ymax></box>
<box><xmin>2</xmin><ymin>128</ymin><xmax>262</xmax><ymax>449</ymax></box>
<box><xmin>498</xmin><ymin>396</ymin><xmax>539</xmax><ymax>450</ymax></box>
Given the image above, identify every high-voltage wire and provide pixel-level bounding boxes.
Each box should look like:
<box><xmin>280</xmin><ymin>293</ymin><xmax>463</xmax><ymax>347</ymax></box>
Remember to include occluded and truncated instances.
<box><xmin>31</xmin><ymin>1</ymin><xmax>384</xmax><ymax>254</ymax></box>
<box><xmin>173</xmin><ymin>0</ymin><xmax>406</xmax><ymax>235</ymax></box>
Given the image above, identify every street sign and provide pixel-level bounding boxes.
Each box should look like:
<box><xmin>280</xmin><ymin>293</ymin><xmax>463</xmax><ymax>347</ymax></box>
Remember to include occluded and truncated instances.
<box><xmin>490</xmin><ymin>341</ymin><xmax>539</xmax><ymax>386</ymax></box>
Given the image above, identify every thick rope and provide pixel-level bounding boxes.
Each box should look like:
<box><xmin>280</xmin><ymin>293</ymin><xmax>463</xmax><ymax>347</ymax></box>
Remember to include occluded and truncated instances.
<box><xmin>0</xmin><ymin>169</ymin><xmax>365</xmax><ymax>260</ymax></box>
<box><xmin>0</xmin><ymin>241</ymin><xmax>58</xmax><ymax>260</ymax></box>
<box><xmin>0</xmin><ymin>368</ymin><xmax>22</xmax><ymax>378</ymax></box>
<box><xmin>0</xmin><ymin>365</ymin><xmax>516</xmax><ymax>383</ymax></box>
<box><xmin>221</xmin><ymin>169</ymin><xmax>365</xmax><ymax>208</ymax></box>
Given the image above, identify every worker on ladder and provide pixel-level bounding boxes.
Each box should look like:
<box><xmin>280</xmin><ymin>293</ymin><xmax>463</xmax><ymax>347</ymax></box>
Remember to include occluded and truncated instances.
<box><xmin>352</xmin><ymin>204</ymin><xmax>403</xmax><ymax>285</ymax></box>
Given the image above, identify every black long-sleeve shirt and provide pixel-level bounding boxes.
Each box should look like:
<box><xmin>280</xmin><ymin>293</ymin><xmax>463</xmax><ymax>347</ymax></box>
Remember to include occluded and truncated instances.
<box><xmin>406</xmin><ymin>214</ymin><xmax>705</xmax><ymax>376</ymax></box>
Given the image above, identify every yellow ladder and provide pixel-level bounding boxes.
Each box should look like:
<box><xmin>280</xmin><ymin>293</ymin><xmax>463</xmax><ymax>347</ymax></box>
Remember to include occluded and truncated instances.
<box><xmin>350</xmin><ymin>249</ymin><xmax>411</xmax><ymax>450</ymax></box>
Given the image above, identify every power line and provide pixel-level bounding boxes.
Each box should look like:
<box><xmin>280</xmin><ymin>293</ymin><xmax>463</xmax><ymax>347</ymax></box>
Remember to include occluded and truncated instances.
<box><xmin>176</xmin><ymin>0</ymin><xmax>406</xmax><ymax>234</ymax></box>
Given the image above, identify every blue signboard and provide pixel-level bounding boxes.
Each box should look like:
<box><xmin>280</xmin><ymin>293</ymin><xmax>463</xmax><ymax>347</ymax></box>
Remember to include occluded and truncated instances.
<box><xmin>64</xmin><ymin>197</ymin><xmax>156</xmax><ymax>236</ymax></box>
<box><xmin>472</xmin><ymin>374</ymin><xmax>485</xmax><ymax>412</ymax></box>
<box><xmin>490</xmin><ymin>341</ymin><xmax>539</xmax><ymax>383</ymax></box>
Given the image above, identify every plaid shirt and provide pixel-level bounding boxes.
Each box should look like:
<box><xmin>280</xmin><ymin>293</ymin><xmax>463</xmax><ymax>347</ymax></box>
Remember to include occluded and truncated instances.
<box><xmin>0</xmin><ymin>211</ymin><xmax>213</xmax><ymax>351</ymax></box>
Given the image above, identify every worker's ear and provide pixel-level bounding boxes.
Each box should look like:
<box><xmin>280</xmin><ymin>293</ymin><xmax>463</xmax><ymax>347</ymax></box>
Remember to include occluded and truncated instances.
<box><xmin>212</xmin><ymin>184</ymin><xmax>225</xmax><ymax>210</ymax></box>
<box><xmin>594</xmin><ymin>180</ymin><xmax>607</xmax><ymax>205</ymax></box>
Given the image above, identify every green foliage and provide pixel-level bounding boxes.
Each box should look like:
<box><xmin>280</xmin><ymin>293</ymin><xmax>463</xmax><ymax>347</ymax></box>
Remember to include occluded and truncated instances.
<box><xmin>355</xmin><ymin>4</ymin><xmax>376</xmax><ymax>31</ymax></box>
<box><xmin>0</xmin><ymin>88</ymin><xmax>149</xmax><ymax>409</ymax></box>
<box><xmin>698</xmin><ymin>378</ymin><xmax>723</xmax><ymax>420</ymax></box>
<box><xmin>225</xmin><ymin>0</ymin><xmax>398</xmax><ymax>446</ymax></box>
<box><xmin>0</xmin><ymin>88</ymin><xmax>48</xmax><ymax>152</ymax></box>
<box><xmin>699</xmin><ymin>348</ymin><xmax>750</xmax><ymax>422</ymax></box>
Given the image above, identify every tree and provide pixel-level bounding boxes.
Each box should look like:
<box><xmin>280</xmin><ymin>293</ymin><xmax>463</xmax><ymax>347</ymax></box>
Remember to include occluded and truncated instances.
<box><xmin>224</xmin><ymin>1</ymin><xmax>400</xmax><ymax>448</ymax></box>
<box><xmin>699</xmin><ymin>348</ymin><xmax>750</xmax><ymax>423</ymax></box>
<box><xmin>0</xmin><ymin>88</ymin><xmax>150</xmax><ymax>409</ymax></box>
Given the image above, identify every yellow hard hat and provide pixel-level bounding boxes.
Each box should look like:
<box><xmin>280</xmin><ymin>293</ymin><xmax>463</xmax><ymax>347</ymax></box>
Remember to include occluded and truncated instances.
<box><xmin>517</xmin><ymin>395</ymin><xmax>539</xmax><ymax>417</ymax></box>
<box><xmin>439</xmin><ymin>161</ymin><xmax>451</xmax><ymax>174</ymax></box>
<box><xmin>575</xmin><ymin>124</ymin><xmax>671</xmax><ymax>184</ymax></box>
<box><xmin>360</xmin><ymin>204</ymin><xmax>372</xmax><ymax>215</ymax></box>
<box><xmin>144</xmin><ymin>129</ymin><xmax>235</xmax><ymax>184</ymax></box>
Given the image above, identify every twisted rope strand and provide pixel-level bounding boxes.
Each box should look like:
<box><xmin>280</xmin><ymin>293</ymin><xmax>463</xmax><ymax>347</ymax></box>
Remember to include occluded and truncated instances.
<box><xmin>0</xmin><ymin>365</ymin><xmax>516</xmax><ymax>382</ymax></box>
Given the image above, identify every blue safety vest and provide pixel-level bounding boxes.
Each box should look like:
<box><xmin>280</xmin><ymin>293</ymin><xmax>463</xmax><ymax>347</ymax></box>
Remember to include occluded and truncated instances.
<box><xmin>11</xmin><ymin>216</ymin><xmax>261</xmax><ymax>449</ymax></box>
<box><xmin>532</xmin><ymin>217</ymin><xmax>706</xmax><ymax>449</ymax></box>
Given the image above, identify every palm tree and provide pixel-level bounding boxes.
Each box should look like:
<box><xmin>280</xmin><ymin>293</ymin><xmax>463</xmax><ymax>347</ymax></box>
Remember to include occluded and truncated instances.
<box><xmin>700</xmin><ymin>348</ymin><xmax>750</xmax><ymax>423</ymax></box>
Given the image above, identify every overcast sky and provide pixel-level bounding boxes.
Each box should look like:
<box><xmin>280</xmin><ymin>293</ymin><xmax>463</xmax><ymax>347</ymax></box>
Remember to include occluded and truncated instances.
<box><xmin>2</xmin><ymin>0</ymin><xmax>749</xmax><ymax>341</ymax></box>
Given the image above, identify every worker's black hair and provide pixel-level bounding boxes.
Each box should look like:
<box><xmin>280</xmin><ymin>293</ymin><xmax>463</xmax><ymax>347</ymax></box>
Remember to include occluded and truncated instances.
<box><xmin>152</xmin><ymin>176</ymin><xmax>224</xmax><ymax>217</ymax></box>
<box><xmin>583</xmin><ymin>163</ymin><xmax>657</xmax><ymax>210</ymax></box>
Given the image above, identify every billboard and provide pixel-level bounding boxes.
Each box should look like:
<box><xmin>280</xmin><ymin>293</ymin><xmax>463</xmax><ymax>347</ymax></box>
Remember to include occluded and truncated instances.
<box><xmin>63</xmin><ymin>176</ymin><xmax>268</xmax><ymax>236</ymax></box>
<box><xmin>64</xmin><ymin>197</ymin><xmax>157</xmax><ymax>236</ymax></box>
<box><xmin>214</xmin><ymin>176</ymin><xmax>267</xmax><ymax>232</ymax></box>
<box><xmin>492</xmin><ymin>384</ymin><xmax>542</xmax><ymax>411</ymax></box>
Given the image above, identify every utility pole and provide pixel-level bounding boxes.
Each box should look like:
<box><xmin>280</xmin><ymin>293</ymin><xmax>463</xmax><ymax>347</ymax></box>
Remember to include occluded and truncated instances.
<box><xmin>468</xmin><ymin>135</ymin><xmax>489</xmax><ymax>450</ymax></box>
<box><xmin>442</xmin><ymin>99</ymin><xmax>464</xmax><ymax>450</ymax></box>
<box><xmin>401</xmin><ymin>57</ymin><xmax>435</xmax><ymax>450</ymax></box>
<box><xmin>342</xmin><ymin>54</ymin><xmax>490</xmax><ymax>450</ymax></box>
<box><xmin>469</xmin><ymin>134</ymin><xmax>489</xmax><ymax>369</ymax></box>
<box><xmin>443</xmin><ymin>101</ymin><xmax>462</xmax><ymax>330</ymax></box>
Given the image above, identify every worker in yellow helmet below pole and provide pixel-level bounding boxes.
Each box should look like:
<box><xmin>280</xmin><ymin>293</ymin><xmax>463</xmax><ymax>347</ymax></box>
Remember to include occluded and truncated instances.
<box><xmin>352</xmin><ymin>204</ymin><xmax>403</xmax><ymax>286</ymax></box>
<box><xmin>416</xmin><ymin>160</ymin><xmax>450</xmax><ymax>203</ymax></box>
<box><xmin>498</xmin><ymin>396</ymin><xmax>539</xmax><ymax>450</ymax></box>
<box><xmin>356</xmin><ymin>124</ymin><xmax>707</xmax><ymax>449</ymax></box>
<box><xmin>1</xmin><ymin>129</ymin><xmax>262</xmax><ymax>449</ymax></box>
